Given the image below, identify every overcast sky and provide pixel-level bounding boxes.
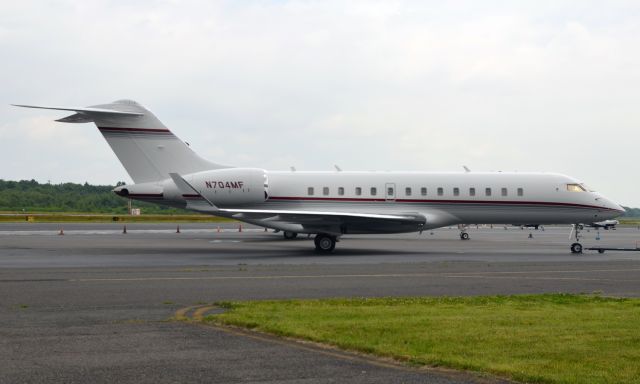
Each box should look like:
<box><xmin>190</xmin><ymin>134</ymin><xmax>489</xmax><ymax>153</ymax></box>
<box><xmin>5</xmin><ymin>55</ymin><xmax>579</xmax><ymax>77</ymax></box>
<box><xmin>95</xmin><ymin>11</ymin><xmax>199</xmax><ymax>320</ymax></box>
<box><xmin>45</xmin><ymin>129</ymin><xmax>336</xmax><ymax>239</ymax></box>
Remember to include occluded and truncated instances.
<box><xmin>1</xmin><ymin>1</ymin><xmax>639</xmax><ymax>206</ymax></box>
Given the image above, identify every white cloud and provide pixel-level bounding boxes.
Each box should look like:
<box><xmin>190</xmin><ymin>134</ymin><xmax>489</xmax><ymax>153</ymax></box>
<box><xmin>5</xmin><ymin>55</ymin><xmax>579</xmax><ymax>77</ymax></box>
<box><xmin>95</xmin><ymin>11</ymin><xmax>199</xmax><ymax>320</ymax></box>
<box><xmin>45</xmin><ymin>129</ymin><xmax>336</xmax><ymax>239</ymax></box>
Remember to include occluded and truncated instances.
<box><xmin>1</xmin><ymin>0</ymin><xmax>639</xmax><ymax>205</ymax></box>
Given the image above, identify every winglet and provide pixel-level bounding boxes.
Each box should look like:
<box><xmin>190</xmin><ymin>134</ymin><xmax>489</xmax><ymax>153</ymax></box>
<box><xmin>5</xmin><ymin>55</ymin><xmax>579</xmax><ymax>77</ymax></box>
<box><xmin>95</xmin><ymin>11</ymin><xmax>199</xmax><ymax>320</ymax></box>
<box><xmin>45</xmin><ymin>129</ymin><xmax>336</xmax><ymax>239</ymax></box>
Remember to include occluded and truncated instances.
<box><xmin>169</xmin><ymin>173</ymin><xmax>218</xmax><ymax>210</ymax></box>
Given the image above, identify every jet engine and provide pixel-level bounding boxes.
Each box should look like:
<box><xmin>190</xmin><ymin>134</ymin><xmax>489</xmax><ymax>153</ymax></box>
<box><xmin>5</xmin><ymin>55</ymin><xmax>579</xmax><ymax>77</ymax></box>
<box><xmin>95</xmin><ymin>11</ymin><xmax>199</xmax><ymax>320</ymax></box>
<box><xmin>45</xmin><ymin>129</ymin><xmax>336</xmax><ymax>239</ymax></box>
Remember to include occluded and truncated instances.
<box><xmin>163</xmin><ymin>168</ymin><xmax>268</xmax><ymax>207</ymax></box>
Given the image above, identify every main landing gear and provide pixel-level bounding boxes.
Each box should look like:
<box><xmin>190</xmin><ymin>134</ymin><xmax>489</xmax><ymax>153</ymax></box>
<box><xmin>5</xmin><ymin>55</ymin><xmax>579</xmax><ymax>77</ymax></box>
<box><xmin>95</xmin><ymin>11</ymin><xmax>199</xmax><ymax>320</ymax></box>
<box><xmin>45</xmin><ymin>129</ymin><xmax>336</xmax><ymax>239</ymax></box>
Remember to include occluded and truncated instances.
<box><xmin>570</xmin><ymin>224</ymin><xmax>583</xmax><ymax>254</ymax></box>
<box><xmin>283</xmin><ymin>231</ymin><xmax>298</xmax><ymax>240</ymax></box>
<box><xmin>314</xmin><ymin>233</ymin><xmax>337</xmax><ymax>253</ymax></box>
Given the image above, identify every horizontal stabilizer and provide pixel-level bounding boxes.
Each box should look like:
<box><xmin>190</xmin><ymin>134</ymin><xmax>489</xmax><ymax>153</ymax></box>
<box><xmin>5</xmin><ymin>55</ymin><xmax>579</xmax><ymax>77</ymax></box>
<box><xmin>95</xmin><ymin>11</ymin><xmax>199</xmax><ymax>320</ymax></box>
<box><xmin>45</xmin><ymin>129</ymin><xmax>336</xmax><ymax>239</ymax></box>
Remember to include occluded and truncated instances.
<box><xmin>11</xmin><ymin>104</ymin><xmax>144</xmax><ymax>116</ymax></box>
<box><xmin>12</xmin><ymin>104</ymin><xmax>144</xmax><ymax>124</ymax></box>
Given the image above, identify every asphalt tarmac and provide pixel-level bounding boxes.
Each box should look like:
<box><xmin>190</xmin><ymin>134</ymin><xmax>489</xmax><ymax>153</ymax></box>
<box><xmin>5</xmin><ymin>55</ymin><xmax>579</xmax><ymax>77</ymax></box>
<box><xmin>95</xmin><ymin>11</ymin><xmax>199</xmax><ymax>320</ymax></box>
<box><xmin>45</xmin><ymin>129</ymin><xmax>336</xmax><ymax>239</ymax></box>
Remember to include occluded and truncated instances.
<box><xmin>2</xmin><ymin>222</ymin><xmax>639</xmax><ymax>383</ymax></box>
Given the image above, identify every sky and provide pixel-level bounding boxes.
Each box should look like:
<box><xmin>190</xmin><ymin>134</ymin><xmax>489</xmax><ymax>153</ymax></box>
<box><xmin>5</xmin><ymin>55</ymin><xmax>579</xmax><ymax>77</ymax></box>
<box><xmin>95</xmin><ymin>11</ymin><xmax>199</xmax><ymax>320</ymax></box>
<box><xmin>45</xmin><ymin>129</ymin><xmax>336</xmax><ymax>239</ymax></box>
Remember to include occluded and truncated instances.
<box><xmin>1</xmin><ymin>1</ymin><xmax>639</xmax><ymax>206</ymax></box>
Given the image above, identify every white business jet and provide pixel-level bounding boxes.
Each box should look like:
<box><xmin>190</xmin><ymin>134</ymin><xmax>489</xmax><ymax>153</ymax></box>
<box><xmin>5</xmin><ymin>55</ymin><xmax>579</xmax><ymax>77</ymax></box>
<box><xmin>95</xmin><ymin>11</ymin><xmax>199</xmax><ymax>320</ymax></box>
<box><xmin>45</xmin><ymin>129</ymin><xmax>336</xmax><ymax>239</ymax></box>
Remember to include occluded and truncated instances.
<box><xmin>14</xmin><ymin>100</ymin><xmax>625</xmax><ymax>253</ymax></box>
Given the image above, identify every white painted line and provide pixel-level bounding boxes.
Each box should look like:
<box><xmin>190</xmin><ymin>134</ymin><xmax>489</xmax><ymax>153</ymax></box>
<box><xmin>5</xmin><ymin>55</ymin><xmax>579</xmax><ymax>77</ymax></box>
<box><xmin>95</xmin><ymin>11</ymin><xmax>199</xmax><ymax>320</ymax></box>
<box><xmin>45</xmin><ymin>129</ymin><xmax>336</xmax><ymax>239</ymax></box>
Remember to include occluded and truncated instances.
<box><xmin>0</xmin><ymin>228</ymin><xmax>268</xmax><ymax>236</ymax></box>
<box><xmin>68</xmin><ymin>269</ymin><xmax>640</xmax><ymax>283</ymax></box>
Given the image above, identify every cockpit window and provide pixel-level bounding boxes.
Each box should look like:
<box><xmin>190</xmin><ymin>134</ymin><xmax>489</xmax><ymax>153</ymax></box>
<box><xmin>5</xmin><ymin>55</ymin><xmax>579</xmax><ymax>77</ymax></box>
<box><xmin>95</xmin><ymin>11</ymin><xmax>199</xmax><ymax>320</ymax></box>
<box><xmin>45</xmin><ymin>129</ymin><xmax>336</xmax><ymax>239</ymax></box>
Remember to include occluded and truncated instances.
<box><xmin>566</xmin><ymin>183</ymin><xmax>586</xmax><ymax>192</ymax></box>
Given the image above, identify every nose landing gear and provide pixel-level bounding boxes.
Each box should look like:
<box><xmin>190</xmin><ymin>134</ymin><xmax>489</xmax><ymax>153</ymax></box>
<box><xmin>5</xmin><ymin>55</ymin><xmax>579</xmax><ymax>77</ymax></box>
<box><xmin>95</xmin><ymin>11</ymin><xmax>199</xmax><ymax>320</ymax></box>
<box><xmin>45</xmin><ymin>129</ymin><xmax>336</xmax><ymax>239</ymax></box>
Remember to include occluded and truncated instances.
<box><xmin>570</xmin><ymin>224</ymin><xmax>583</xmax><ymax>254</ymax></box>
<box><xmin>458</xmin><ymin>224</ymin><xmax>470</xmax><ymax>240</ymax></box>
<box><xmin>570</xmin><ymin>242</ymin><xmax>583</xmax><ymax>254</ymax></box>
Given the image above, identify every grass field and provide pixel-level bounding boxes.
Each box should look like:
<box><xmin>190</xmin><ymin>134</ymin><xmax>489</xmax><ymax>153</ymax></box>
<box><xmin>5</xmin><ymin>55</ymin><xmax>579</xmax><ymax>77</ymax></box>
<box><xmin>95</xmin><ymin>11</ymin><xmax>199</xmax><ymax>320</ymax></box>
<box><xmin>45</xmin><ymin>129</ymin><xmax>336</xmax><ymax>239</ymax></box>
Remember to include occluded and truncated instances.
<box><xmin>620</xmin><ymin>218</ymin><xmax>640</xmax><ymax>226</ymax></box>
<box><xmin>207</xmin><ymin>294</ymin><xmax>640</xmax><ymax>384</ymax></box>
<box><xmin>0</xmin><ymin>212</ymin><xmax>235</xmax><ymax>223</ymax></box>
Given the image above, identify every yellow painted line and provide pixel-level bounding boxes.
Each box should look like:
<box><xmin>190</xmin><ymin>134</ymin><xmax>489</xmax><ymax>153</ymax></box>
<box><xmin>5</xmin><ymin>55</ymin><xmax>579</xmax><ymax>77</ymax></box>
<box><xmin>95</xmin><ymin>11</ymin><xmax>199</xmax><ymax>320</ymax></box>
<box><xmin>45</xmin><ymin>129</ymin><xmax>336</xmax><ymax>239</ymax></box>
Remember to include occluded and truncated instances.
<box><xmin>68</xmin><ymin>268</ymin><xmax>640</xmax><ymax>283</ymax></box>
<box><xmin>70</xmin><ymin>273</ymin><xmax>455</xmax><ymax>282</ymax></box>
<box><xmin>445</xmin><ymin>275</ymin><xmax>637</xmax><ymax>282</ymax></box>
<box><xmin>174</xmin><ymin>305</ymin><xmax>200</xmax><ymax>321</ymax></box>
<box><xmin>192</xmin><ymin>306</ymin><xmax>218</xmax><ymax>321</ymax></box>
<box><xmin>442</xmin><ymin>268</ymin><xmax>640</xmax><ymax>275</ymax></box>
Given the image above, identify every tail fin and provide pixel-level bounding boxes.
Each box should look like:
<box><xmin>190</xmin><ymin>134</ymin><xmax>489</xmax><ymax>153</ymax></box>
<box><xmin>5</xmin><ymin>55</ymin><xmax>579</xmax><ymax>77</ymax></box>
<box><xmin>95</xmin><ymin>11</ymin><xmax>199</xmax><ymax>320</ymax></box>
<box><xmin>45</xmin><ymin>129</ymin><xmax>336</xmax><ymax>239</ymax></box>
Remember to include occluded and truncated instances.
<box><xmin>13</xmin><ymin>100</ymin><xmax>228</xmax><ymax>183</ymax></box>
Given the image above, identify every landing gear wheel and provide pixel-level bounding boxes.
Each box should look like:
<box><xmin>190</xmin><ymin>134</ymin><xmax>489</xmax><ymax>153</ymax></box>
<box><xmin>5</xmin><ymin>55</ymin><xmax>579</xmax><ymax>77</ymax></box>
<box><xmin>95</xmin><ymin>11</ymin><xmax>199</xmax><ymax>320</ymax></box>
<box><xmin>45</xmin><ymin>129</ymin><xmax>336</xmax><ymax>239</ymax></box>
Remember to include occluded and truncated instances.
<box><xmin>570</xmin><ymin>242</ymin><xmax>583</xmax><ymax>254</ymax></box>
<box><xmin>314</xmin><ymin>234</ymin><xmax>336</xmax><ymax>253</ymax></box>
<box><xmin>283</xmin><ymin>231</ymin><xmax>298</xmax><ymax>240</ymax></box>
<box><xmin>460</xmin><ymin>232</ymin><xmax>470</xmax><ymax>240</ymax></box>
<box><xmin>598</xmin><ymin>249</ymin><xmax>605</xmax><ymax>254</ymax></box>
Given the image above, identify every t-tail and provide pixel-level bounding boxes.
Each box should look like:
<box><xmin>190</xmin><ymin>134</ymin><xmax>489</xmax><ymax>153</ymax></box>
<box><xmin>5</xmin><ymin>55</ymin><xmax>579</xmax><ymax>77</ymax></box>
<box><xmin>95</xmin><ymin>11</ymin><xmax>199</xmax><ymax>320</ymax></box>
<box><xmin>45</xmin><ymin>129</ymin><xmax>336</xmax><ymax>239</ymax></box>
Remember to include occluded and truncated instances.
<box><xmin>12</xmin><ymin>99</ymin><xmax>228</xmax><ymax>183</ymax></box>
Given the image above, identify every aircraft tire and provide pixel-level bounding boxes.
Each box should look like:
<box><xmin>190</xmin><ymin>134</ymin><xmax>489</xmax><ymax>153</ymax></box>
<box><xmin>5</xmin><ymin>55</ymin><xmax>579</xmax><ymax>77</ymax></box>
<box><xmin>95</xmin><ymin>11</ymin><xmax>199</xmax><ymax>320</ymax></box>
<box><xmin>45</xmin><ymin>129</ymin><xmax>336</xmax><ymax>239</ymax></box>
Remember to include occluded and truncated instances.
<box><xmin>314</xmin><ymin>234</ymin><xmax>336</xmax><ymax>252</ymax></box>
<box><xmin>283</xmin><ymin>231</ymin><xmax>298</xmax><ymax>239</ymax></box>
<box><xmin>460</xmin><ymin>232</ymin><xmax>470</xmax><ymax>240</ymax></box>
<box><xmin>570</xmin><ymin>242</ymin><xmax>583</xmax><ymax>254</ymax></box>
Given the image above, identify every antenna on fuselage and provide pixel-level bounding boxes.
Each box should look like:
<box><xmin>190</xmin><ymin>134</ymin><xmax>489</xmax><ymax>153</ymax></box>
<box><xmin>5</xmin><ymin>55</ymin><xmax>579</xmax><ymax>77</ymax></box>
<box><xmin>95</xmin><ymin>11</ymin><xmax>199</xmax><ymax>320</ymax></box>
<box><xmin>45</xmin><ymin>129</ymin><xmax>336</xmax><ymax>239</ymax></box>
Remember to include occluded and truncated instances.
<box><xmin>290</xmin><ymin>166</ymin><xmax>296</xmax><ymax>172</ymax></box>
<box><xmin>463</xmin><ymin>165</ymin><xmax>471</xmax><ymax>173</ymax></box>
<box><xmin>334</xmin><ymin>165</ymin><xmax>342</xmax><ymax>172</ymax></box>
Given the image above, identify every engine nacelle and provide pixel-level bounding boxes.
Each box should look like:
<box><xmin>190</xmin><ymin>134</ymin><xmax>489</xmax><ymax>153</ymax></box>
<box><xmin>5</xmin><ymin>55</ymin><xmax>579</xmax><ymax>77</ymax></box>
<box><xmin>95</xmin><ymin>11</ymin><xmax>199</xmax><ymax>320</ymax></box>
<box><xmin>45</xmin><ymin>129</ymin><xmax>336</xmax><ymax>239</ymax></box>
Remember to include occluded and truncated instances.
<box><xmin>164</xmin><ymin>168</ymin><xmax>267</xmax><ymax>207</ymax></box>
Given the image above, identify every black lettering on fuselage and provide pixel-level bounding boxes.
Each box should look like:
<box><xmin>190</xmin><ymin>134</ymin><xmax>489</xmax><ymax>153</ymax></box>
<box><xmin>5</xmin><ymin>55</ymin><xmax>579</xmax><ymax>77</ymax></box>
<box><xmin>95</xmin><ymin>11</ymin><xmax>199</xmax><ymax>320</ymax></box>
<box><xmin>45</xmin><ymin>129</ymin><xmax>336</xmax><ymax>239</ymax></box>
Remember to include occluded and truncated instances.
<box><xmin>203</xmin><ymin>181</ymin><xmax>245</xmax><ymax>189</ymax></box>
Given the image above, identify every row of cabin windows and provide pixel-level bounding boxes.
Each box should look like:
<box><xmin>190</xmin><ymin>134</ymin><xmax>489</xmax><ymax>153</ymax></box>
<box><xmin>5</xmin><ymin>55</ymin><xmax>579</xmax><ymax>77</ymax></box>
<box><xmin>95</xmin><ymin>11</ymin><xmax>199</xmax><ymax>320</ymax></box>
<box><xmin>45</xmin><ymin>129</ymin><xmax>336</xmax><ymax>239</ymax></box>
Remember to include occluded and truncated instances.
<box><xmin>307</xmin><ymin>187</ymin><xmax>525</xmax><ymax>197</ymax></box>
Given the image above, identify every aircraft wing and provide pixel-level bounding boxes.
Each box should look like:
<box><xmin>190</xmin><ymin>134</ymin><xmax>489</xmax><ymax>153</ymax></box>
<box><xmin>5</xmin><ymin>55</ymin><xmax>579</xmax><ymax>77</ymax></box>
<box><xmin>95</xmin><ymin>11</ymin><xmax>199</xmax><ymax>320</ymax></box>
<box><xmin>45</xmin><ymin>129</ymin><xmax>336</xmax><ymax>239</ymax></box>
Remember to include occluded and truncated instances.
<box><xmin>221</xmin><ymin>209</ymin><xmax>418</xmax><ymax>221</ymax></box>
<box><xmin>168</xmin><ymin>172</ymin><xmax>426</xmax><ymax>234</ymax></box>
<box><xmin>217</xmin><ymin>208</ymin><xmax>427</xmax><ymax>235</ymax></box>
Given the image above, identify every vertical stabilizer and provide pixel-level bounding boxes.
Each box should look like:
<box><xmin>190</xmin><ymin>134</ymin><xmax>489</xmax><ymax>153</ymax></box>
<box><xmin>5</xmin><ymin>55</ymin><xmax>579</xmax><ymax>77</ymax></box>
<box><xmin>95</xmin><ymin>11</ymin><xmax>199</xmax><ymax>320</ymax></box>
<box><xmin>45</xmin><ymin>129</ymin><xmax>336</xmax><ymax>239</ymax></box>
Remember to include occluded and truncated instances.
<box><xmin>14</xmin><ymin>100</ymin><xmax>228</xmax><ymax>183</ymax></box>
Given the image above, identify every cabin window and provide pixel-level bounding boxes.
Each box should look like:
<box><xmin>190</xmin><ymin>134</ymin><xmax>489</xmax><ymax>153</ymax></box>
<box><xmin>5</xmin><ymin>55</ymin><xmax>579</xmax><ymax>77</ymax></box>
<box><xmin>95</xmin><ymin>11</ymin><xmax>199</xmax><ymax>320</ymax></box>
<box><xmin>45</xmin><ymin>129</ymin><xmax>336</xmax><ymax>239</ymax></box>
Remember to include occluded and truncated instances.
<box><xmin>421</xmin><ymin>187</ymin><xmax>427</xmax><ymax>196</ymax></box>
<box><xmin>338</xmin><ymin>187</ymin><xmax>344</xmax><ymax>196</ymax></box>
<box><xmin>469</xmin><ymin>187</ymin><xmax>476</xmax><ymax>196</ymax></box>
<box><xmin>371</xmin><ymin>187</ymin><xmax>377</xmax><ymax>196</ymax></box>
<box><xmin>517</xmin><ymin>187</ymin><xmax>524</xmax><ymax>196</ymax></box>
<box><xmin>485</xmin><ymin>187</ymin><xmax>492</xmax><ymax>196</ymax></box>
<box><xmin>308</xmin><ymin>187</ymin><xmax>314</xmax><ymax>196</ymax></box>
<box><xmin>355</xmin><ymin>187</ymin><xmax>362</xmax><ymax>196</ymax></box>
<box><xmin>323</xmin><ymin>187</ymin><xmax>329</xmax><ymax>196</ymax></box>
<box><xmin>405</xmin><ymin>187</ymin><xmax>412</xmax><ymax>196</ymax></box>
<box><xmin>501</xmin><ymin>187</ymin><xmax>508</xmax><ymax>197</ymax></box>
<box><xmin>567</xmin><ymin>183</ymin><xmax>586</xmax><ymax>192</ymax></box>
<box><xmin>437</xmin><ymin>187</ymin><xmax>444</xmax><ymax>196</ymax></box>
<box><xmin>453</xmin><ymin>187</ymin><xmax>460</xmax><ymax>196</ymax></box>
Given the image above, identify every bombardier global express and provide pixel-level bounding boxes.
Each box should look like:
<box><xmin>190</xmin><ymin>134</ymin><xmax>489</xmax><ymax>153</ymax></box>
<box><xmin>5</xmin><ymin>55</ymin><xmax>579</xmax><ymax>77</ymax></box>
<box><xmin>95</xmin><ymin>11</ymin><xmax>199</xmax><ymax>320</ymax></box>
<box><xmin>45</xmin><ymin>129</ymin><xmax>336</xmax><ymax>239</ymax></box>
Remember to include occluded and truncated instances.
<box><xmin>14</xmin><ymin>100</ymin><xmax>625</xmax><ymax>253</ymax></box>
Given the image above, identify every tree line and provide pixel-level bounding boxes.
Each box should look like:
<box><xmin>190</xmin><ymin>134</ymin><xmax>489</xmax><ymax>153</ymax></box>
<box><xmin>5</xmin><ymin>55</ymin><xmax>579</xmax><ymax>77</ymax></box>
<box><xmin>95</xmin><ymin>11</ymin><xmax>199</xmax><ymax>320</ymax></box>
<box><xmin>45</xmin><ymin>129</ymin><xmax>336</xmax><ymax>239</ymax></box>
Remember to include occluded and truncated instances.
<box><xmin>0</xmin><ymin>179</ymin><xmax>187</xmax><ymax>214</ymax></box>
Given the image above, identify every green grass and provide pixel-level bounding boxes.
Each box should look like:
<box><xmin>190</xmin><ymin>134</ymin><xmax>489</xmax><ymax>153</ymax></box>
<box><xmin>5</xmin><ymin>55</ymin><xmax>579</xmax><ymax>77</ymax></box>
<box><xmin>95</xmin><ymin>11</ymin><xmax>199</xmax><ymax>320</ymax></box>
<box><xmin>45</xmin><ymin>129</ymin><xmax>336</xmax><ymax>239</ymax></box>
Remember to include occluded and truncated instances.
<box><xmin>0</xmin><ymin>212</ymin><xmax>235</xmax><ymax>223</ymax></box>
<box><xmin>619</xmin><ymin>218</ymin><xmax>640</xmax><ymax>226</ymax></box>
<box><xmin>206</xmin><ymin>294</ymin><xmax>640</xmax><ymax>384</ymax></box>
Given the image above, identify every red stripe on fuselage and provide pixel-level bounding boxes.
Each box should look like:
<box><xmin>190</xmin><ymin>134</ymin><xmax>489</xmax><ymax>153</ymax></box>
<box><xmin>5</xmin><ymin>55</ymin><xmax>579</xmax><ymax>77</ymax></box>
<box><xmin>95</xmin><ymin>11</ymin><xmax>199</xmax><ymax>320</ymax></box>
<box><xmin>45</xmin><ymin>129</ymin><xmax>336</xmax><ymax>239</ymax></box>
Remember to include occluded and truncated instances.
<box><xmin>98</xmin><ymin>127</ymin><xmax>171</xmax><ymax>133</ymax></box>
<box><xmin>127</xmin><ymin>193</ymin><xmax>164</xmax><ymax>198</ymax></box>
<box><xmin>267</xmin><ymin>196</ymin><xmax>617</xmax><ymax>211</ymax></box>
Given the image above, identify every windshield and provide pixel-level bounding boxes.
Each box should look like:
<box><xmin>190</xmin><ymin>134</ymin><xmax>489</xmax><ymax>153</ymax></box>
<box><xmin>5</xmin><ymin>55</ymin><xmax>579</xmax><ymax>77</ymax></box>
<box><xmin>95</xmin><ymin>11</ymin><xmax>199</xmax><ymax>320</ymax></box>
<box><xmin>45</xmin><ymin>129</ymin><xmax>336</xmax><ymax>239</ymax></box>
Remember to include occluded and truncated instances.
<box><xmin>566</xmin><ymin>183</ymin><xmax>586</xmax><ymax>192</ymax></box>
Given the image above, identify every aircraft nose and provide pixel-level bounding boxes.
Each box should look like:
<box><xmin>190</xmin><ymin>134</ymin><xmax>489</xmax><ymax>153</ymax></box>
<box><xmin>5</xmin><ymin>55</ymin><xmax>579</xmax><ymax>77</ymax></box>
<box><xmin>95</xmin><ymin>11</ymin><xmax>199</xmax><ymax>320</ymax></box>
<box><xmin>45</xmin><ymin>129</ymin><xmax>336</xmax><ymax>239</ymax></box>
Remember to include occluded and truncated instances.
<box><xmin>603</xmin><ymin>199</ymin><xmax>625</xmax><ymax>216</ymax></box>
<box><xmin>612</xmin><ymin>202</ymin><xmax>625</xmax><ymax>215</ymax></box>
